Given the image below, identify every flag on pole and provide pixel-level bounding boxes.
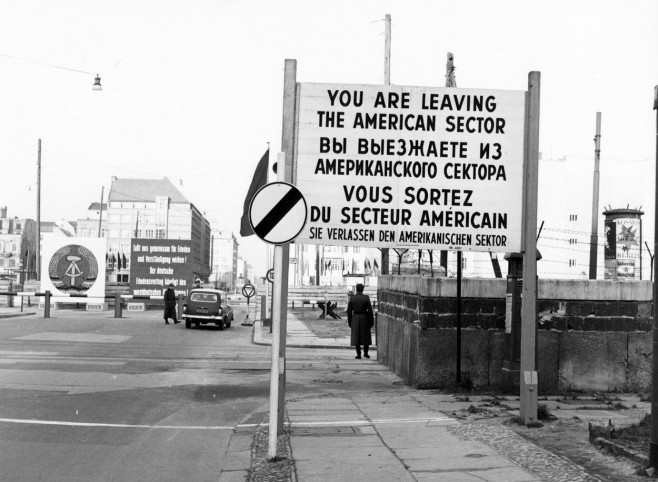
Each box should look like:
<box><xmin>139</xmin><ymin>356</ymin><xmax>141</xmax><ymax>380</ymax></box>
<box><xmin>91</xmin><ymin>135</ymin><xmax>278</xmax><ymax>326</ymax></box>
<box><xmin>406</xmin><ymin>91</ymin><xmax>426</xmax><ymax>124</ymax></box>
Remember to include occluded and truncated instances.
<box><xmin>240</xmin><ymin>149</ymin><xmax>270</xmax><ymax>236</ymax></box>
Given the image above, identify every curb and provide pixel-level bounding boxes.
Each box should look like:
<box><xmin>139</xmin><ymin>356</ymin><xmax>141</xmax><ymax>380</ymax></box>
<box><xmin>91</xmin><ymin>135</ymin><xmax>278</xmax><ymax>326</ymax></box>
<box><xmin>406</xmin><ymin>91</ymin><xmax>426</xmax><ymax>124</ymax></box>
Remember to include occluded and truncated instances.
<box><xmin>0</xmin><ymin>312</ymin><xmax>37</xmax><ymax>319</ymax></box>
<box><xmin>593</xmin><ymin>437</ymin><xmax>650</xmax><ymax>467</ymax></box>
<box><xmin>251</xmin><ymin>320</ymin><xmax>376</xmax><ymax>350</ymax></box>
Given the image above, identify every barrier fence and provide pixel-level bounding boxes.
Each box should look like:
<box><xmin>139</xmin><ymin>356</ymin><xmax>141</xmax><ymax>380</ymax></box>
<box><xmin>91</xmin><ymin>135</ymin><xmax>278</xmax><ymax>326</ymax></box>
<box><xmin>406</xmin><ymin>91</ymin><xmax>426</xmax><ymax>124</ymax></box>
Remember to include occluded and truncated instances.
<box><xmin>0</xmin><ymin>291</ymin><xmax>182</xmax><ymax>319</ymax></box>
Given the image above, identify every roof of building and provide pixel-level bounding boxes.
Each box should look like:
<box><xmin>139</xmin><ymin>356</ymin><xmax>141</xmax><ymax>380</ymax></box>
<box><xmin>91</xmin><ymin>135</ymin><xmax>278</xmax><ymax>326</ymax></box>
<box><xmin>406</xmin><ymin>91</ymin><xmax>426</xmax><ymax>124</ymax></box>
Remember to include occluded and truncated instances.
<box><xmin>87</xmin><ymin>202</ymin><xmax>107</xmax><ymax>211</ymax></box>
<box><xmin>108</xmin><ymin>177</ymin><xmax>189</xmax><ymax>204</ymax></box>
<box><xmin>40</xmin><ymin>221</ymin><xmax>56</xmax><ymax>233</ymax></box>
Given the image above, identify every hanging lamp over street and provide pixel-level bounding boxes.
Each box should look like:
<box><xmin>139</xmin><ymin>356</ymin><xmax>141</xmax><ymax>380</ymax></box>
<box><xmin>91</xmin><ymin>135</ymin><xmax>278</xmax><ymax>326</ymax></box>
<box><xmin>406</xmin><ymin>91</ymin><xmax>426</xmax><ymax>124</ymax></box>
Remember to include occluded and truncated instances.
<box><xmin>92</xmin><ymin>74</ymin><xmax>102</xmax><ymax>91</ymax></box>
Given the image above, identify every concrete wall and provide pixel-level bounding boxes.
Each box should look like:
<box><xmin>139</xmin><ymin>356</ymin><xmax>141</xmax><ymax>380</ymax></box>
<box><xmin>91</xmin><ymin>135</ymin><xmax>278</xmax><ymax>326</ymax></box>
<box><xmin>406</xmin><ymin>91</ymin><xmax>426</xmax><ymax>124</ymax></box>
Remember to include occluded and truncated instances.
<box><xmin>377</xmin><ymin>276</ymin><xmax>653</xmax><ymax>393</ymax></box>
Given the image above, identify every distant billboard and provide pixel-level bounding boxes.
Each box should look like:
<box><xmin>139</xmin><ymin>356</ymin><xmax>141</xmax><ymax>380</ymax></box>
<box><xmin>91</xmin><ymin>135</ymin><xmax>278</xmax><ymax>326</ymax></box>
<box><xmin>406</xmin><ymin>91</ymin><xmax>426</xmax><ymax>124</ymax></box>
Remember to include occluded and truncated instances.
<box><xmin>603</xmin><ymin>209</ymin><xmax>643</xmax><ymax>280</ymax></box>
<box><xmin>130</xmin><ymin>239</ymin><xmax>193</xmax><ymax>297</ymax></box>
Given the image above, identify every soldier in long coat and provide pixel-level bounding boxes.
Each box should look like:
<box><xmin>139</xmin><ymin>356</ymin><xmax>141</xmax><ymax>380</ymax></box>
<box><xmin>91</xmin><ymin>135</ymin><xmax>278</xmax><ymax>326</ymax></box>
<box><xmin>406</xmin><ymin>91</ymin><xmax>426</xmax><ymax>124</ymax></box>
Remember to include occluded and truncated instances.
<box><xmin>347</xmin><ymin>283</ymin><xmax>374</xmax><ymax>359</ymax></box>
<box><xmin>163</xmin><ymin>283</ymin><xmax>179</xmax><ymax>325</ymax></box>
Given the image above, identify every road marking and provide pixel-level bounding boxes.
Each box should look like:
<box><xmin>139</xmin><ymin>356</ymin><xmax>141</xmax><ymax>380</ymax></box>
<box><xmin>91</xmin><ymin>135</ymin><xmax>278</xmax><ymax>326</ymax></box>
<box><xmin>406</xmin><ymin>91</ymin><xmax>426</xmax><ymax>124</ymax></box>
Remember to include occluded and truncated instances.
<box><xmin>14</xmin><ymin>333</ymin><xmax>131</xmax><ymax>343</ymax></box>
<box><xmin>0</xmin><ymin>418</ymin><xmax>235</xmax><ymax>430</ymax></box>
<box><xmin>0</xmin><ymin>359</ymin><xmax>126</xmax><ymax>366</ymax></box>
<box><xmin>0</xmin><ymin>351</ymin><xmax>60</xmax><ymax>356</ymax></box>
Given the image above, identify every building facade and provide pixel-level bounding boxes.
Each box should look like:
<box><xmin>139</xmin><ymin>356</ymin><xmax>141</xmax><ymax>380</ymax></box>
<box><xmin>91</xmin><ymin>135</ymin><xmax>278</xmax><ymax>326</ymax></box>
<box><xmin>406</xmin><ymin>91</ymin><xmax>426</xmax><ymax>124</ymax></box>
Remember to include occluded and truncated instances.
<box><xmin>211</xmin><ymin>230</ymin><xmax>238</xmax><ymax>290</ymax></box>
<box><xmin>105</xmin><ymin>177</ymin><xmax>211</xmax><ymax>283</ymax></box>
<box><xmin>0</xmin><ymin>207</ymin><xmax>37</xmax><ymax>283</ymax></box>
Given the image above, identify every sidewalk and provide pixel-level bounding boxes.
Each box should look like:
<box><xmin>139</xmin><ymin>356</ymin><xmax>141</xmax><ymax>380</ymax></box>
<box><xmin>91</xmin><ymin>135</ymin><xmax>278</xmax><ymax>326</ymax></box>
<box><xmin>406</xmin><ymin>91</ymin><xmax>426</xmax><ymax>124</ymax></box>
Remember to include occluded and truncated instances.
<box><xmin>252</xmin><ymin>311</ymin><xmax>353</xmax><ymax>349</ymax></box>
<box><xmin>236</xmin><ymin>312</ymin><xmax>642</xmax><ymax>482</ymax></box>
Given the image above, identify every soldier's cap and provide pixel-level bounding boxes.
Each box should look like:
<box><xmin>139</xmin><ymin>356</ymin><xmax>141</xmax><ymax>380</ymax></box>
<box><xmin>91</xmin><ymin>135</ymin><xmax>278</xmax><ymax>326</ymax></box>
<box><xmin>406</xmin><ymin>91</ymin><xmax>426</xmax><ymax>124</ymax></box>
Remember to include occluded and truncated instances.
<box><xmin>169</xmin><ymin>283</ymin><xmax>174</xmax><ymax>287</ymax></box>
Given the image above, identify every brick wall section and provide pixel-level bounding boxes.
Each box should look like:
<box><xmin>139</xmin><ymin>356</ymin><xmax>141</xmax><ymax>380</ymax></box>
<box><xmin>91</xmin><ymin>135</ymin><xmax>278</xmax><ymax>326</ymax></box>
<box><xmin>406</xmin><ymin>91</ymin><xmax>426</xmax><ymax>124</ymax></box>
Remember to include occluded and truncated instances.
<box><xmin>376</xmin><ymin>276</ymin><xmax>654</xmax><ymax>392</ymax></box>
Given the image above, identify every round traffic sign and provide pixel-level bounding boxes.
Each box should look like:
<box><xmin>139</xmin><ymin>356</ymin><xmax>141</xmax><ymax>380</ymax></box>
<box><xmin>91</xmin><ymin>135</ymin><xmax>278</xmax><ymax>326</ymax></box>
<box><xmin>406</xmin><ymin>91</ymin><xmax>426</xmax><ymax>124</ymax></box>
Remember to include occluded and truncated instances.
<box><xmin>241</xmin><ymin>283</ymin><xmax>256</xmax><ymax>299</ymax></box>
<box><xmin>248</xmin><ymin>182</ymin><xmax>307</xmax><ymax>245</ymax></box>
<box><xmin>266</xmin><ymin>269</ymin><xmax>274</xmax><ymax>284</ymax></box>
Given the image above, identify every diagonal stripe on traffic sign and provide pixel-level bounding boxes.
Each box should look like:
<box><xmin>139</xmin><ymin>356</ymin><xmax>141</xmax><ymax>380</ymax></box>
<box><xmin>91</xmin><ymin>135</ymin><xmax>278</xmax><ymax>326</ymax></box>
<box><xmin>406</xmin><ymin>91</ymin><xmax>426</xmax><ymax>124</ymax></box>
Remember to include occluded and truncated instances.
<box><xmin>254</xmin><ymin>188</ymin><xmax>303</xmax><ymax>239</ymax></box>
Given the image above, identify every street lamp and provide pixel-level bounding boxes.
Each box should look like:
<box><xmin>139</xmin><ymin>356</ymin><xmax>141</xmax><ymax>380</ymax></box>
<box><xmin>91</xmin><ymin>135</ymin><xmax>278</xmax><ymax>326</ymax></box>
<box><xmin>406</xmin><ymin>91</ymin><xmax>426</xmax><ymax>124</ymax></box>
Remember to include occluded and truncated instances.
<box><xmin>92</xmin><ymin>75</ymin><xmax>102</xmax><ymax>91</ymax></box>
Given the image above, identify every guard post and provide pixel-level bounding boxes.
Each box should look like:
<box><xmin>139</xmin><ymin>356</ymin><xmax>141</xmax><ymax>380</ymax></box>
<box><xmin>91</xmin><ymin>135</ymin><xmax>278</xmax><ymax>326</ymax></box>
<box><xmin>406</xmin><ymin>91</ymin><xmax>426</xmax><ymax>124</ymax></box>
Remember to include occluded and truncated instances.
<box><xmin>501</xmin><ymin>250</ymin><xmax>541</xmax><ymax>394</ymax></box>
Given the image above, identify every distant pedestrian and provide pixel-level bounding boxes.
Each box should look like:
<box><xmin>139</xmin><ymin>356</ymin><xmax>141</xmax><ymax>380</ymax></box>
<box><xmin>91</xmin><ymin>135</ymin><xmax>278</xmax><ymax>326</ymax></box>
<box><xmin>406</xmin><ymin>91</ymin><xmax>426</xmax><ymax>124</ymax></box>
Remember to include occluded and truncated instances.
<box><xmin>347</xmin><ymin>283</ymin><xmax>374</xmax><ymax>359</ymax></box>
<box><xmin>164</xmin><ymin>283</ymin><xmax>179</xmax><ymax>324</ymax></box>
<box><xmin>193</xmin><ymin>278</ymin><xmax>202</xmax><ymax>290</ymax></box>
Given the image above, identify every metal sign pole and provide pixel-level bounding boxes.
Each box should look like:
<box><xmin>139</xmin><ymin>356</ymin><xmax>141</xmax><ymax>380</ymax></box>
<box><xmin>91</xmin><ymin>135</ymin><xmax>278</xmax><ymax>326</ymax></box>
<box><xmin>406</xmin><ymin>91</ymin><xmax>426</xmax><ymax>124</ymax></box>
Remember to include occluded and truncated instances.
<box><xmin>268</xmin><ymin>241</ymin><xmax>284</xmax><ymax>459</ymax></box>
<box><xmin>520</xmin><ymin>71</ymin><xmax>541</xmax><ymax>424</ymax></box>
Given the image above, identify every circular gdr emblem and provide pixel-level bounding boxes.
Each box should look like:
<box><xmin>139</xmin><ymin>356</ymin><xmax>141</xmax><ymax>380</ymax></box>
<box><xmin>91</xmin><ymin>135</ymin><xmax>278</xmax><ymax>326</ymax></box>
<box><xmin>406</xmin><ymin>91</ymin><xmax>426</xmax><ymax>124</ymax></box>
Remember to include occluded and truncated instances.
<box><xmin>48</xmin><ymin>244</ymin><xmax>99</xmax><ymax>293</ymax></box>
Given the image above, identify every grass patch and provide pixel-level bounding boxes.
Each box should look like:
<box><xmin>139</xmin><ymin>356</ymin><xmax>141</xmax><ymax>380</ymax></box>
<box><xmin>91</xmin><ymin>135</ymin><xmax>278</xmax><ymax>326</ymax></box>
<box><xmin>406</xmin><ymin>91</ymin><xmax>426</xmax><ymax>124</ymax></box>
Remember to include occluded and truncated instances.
<box><xmin>612</xmin><ymin>414</ymin><xmax>651</xmax><ymax>457</ymax></box>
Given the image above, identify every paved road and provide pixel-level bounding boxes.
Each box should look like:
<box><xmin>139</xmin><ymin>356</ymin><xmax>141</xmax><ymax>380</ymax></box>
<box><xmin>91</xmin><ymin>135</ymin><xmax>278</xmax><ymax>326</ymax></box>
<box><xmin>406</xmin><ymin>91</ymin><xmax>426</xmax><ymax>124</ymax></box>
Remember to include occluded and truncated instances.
<box><xmin>0</xmin><ymin>308</ymin><xmax>269</xmax><ymax>481</ymax></box>
<box><xmin>0</xmin><ymin>307</ymin><xmax>396</xmax><ymax>481</ymax></box>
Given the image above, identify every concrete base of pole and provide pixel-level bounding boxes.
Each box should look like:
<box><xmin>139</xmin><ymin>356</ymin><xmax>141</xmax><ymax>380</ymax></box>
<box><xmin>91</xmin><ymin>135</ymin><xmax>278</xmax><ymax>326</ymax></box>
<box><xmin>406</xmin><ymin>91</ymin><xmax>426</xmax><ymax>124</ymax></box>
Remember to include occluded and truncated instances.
<box><xmin>520</xmin><ymin>371</ymin><xmax>538</xmax><ymax>424</ymax></box>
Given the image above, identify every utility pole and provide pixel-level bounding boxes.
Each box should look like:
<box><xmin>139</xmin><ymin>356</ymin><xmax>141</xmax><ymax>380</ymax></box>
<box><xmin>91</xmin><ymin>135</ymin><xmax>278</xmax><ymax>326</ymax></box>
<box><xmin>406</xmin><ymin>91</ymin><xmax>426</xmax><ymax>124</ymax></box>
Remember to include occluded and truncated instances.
<box><xmin>97</xmin><ymin>186</ymin><xmax>104</xmax><ymax>237</ymax></box>
<box><xmin>380</xmin><ymin>13</ymin><xmax>391</xmax><ymax>275</ymax></box>
<box><xmin>36</xmin><ymin>139</ymin><xmax>41</xmax><ymax>281</ymax></box>
<box><xmin>589</xmin><ymin>113</ymin><xmax>602</xmax><ymax>279</ymax></box>
<box><xmin>441</xmin><ymin>53</ymin><xmax>457</xmax><ymax>273</ymax></box>
<box><xmin>650</xmin><ymin>84</ymin><xmax>658</xmax><ymax>468</ymax></box>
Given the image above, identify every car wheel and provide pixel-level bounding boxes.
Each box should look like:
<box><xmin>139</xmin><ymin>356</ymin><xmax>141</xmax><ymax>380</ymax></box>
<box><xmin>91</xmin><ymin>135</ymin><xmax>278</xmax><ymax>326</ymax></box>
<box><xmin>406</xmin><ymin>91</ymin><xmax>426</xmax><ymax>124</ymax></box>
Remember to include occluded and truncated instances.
<box><xmin>185</xmin><ymin>319</ymin><xmax>191</xmax><ymax>329</ymax></box>
<box><xmin>195</xmin><ymin>321</ymin><xmax>200</xmax><ymax>328</ymax></box>
<box><xmin>218</xmin><ymin>317</ymin><xmax>225</xmax><ymax>331</ymax></box>
<box><xmin>225</xmin><ymin>315</ymin><xmax>232</xmax><ymax>328</ymax></box>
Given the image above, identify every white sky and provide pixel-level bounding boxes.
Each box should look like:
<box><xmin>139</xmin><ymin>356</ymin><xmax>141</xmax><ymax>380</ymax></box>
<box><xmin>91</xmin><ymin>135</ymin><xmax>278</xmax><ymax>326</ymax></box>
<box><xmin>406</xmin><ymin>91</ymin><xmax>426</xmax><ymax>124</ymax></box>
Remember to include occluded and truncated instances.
<box><xmin>1</xmin><ymin>0</ymin><xmax>656</xmax><ymax>276</ymax></box>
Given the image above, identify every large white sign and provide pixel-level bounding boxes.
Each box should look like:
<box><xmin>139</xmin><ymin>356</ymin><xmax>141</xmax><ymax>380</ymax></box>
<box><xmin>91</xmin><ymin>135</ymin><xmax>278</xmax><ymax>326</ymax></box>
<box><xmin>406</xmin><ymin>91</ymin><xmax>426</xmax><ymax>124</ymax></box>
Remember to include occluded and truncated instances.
<box><xmin>41</xmin><ymin>237</ymin><xmax>107</xmax><ymax>302</ymax></box>
<box><xmin>294</xmin><ymin>83</ymin><xmax>526</xmax><ymax>252</ymax></box>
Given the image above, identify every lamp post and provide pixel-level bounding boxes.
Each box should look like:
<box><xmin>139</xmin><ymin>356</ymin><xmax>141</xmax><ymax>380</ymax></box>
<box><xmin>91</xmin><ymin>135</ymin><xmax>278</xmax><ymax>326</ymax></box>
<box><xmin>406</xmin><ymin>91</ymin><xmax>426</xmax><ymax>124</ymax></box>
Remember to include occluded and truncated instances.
<box><xmin>650</xmin><ymin>84</ymin><xmax>658</xmax><ymax>468</ymax></box>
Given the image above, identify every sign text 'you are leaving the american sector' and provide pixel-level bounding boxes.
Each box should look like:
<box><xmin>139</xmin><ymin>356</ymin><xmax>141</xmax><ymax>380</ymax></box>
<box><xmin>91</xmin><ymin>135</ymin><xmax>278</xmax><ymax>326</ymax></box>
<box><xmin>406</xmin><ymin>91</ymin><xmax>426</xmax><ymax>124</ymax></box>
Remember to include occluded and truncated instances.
<box><xmin>294</xmin><ymin>83</ymin><xmax>527</xmax><ymax>252</ymax></box>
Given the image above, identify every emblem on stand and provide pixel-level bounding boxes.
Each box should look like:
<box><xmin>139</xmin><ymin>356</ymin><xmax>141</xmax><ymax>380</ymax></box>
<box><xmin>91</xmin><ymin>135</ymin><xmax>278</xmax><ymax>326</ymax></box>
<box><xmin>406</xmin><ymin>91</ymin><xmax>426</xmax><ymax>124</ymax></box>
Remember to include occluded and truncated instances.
<box><xmin>48</xmin><ymin>244</ymin><xmax>99</xmax><ymax>293</ymax></box>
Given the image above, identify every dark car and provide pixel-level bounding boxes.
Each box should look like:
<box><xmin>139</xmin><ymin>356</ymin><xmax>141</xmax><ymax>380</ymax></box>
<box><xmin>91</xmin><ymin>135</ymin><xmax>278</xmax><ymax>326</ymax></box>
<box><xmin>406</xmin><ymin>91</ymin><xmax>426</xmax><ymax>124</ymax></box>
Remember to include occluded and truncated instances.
<box><xmin>182</xmin><ymin>288</ymin><xmax>233</xmax><ymax>330</ymax></box>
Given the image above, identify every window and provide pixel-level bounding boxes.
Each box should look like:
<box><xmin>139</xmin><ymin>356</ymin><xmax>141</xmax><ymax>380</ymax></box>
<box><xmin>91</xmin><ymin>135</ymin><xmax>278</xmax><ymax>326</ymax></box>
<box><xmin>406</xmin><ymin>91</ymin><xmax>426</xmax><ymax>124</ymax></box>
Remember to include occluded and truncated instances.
<box><xmin>569</xmin><ymin>259</ymin><xmax>577</xmax><ymax>267</ymax></box>
<box><xmin>461</xmin><ymin>257</ymin><xmax>467</xmax><ymax>269</ymax></box>
<box><xmin>8</xmin><ymin>259</ymin><xmax>15</xmax><ymax>268</ymax></box>
<box><xmin>569</xmin><ymin>238</ymin><xmax>578</xmax><ymax>245</ymax></box>
<box><xmin>569</xmin><ymin>214</ymin><xmax>578</xmax><ymax>222</ymax></box>
<box><xmin>190</xmin><ymin>293</ymin><xmax>218</xmax><ymax>302</ymax></box>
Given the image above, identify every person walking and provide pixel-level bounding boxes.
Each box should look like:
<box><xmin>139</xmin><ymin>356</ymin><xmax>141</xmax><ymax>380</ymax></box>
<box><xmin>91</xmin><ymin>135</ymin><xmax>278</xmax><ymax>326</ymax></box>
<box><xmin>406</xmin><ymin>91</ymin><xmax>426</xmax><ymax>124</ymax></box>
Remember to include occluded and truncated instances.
<box><xmin>347</xmin><ymin>283</ymin><xmax>374</xmax><ymax>359</ymax></box>
<box><xmin>163</xmin><ymin>283</ymin><xmax>179</xmax><ymax>324</ymax></box>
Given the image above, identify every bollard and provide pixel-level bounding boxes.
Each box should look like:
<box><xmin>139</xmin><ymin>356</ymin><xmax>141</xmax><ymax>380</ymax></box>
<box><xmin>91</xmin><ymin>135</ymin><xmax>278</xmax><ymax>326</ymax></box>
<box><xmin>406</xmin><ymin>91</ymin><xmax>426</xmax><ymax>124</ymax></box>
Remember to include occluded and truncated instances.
<box><xmin>177</xmin><ymin>294</ymin><xmax>184</xmax><ymax>320</ymax></box>
<box><xmin>20</xmin><ymin>294</ymin><xmax>24</xmax><ymax>312</ymax></box>
<box><xmin>44</xmin><ymin>291</ymin><xmax>51</xmax><ymax>318</ymax></box>
<box><xmin>114</xmin><ymin>293</ymin><xmax>122</xmax><ymax>318</ymax></box>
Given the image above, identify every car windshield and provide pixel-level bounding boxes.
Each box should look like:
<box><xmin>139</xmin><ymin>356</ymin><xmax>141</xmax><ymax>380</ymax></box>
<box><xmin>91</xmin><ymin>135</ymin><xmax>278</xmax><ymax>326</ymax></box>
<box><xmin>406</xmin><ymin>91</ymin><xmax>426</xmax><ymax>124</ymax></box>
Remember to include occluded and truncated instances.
<box><xmin>190</xmin><ymin>293</ymin><xmax>218</xmax><ymax>303</ymax></box>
